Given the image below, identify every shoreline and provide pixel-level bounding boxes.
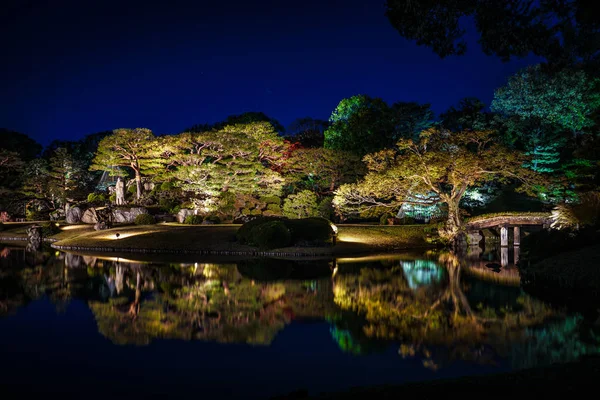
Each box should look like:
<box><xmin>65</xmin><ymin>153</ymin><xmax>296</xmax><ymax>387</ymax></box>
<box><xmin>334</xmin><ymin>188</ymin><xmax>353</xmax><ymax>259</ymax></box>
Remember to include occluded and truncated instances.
<box><xmin>2</xmin><ymin>223</ymin><xmax>437</xmax><ymax>258</ymax></box>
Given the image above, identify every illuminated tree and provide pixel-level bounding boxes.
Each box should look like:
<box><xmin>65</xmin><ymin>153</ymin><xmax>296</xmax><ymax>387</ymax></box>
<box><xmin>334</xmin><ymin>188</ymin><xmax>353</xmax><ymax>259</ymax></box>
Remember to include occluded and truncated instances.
<box><xmin>492</xmin><ymin>65</ymin><xmax>600</xmax><ymax>135</ymax></box>
<box><xmin>47</xmin><ymin>147</ymin><xmax>91</xmax><ymax>205</ymax></box>
<box><xmin>90</xmin><ymin>128</ymin><xmax>163</xmax><ymax>200</ymax></box>
<box><xmin>333</xmin><ymin>128</ymin><xmax>538</xmax><ymax>241</ymax></box>
<box><xmin>282</xmin><ymin>148</ymin><xmax>365</xmax><ymax>195</ymax></box>
<box><xmin>163</xmin><ymin>122</ymin><xmax>287</xmax><ymax>206</ymax></box>
<box><xmin>324</xmin><ymin>95</ymin><xmax>434</xmax><ymax>156</ymax></box>
<box><xmin>282</xmin><ymin>190</ymin><xmax>319</xmax><ymax>219</ymax></box>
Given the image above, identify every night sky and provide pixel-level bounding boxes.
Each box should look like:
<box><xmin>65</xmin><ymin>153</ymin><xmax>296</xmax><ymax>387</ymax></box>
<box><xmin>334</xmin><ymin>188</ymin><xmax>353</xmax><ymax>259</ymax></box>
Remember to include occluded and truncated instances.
<box><xmin>2</xmin><ymin>0</ymin><xmax>540</xmax><ymax>147</ymax></box>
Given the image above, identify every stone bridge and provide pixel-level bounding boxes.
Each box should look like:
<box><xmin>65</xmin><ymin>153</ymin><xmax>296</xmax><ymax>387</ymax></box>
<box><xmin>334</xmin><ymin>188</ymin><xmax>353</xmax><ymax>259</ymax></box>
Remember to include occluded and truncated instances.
<box><xmin>464</xmin><ymin>213</ymin><xmax>552</xmax><ymax>246</ymax></box>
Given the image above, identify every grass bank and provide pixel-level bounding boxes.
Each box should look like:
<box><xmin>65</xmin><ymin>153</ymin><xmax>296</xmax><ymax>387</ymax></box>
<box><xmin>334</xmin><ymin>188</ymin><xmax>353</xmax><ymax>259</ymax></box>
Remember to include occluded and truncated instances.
<box><xmin>23</xmin><ymin>223</ymin><xmax>438</xmax><ymax>256</ymax></box>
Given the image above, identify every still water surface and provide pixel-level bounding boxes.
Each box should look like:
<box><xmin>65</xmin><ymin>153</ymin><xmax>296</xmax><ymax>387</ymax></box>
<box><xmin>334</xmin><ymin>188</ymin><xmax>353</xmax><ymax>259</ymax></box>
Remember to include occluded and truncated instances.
<box><xmin>0</xmin><ymin>244</ymin><xmax>598</xmax><ymax>399</ymax></box>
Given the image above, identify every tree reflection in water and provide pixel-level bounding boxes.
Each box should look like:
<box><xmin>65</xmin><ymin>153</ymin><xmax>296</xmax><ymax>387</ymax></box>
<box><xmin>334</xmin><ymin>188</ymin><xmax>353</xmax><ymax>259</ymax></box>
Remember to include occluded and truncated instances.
<box><xmin>1</xmin><ymin>245</ymin><xmax>599</xmax><ymax>370</ymax></box>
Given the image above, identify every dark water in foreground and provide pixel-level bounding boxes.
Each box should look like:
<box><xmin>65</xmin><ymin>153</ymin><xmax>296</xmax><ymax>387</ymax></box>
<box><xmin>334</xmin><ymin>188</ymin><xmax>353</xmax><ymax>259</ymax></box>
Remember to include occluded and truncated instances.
<box><xmin>0</xmin><ymin>244</ymin><xmax>598</xmax><ymax>399</ymax></box>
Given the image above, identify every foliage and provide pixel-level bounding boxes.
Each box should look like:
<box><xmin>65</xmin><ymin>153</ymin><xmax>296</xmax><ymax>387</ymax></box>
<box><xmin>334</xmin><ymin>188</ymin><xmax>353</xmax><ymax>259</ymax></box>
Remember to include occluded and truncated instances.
<box><xmin>134</xmin><ymin>214</ymin><xmax>156</xmax><ymax>225</ymax></box>
<box><xmin>283</xmin><ymin>190</ymin><xmax>319</xmax><ymax>219</ymax></box>
<box><xmin>285</xmin><ymin>217</ymin><xmax>334</xmax><ymax>246</ymax></box>
<box><xmin>492</xmin><ymin>65</ymin><xmax>600</xmax><ymax>134</ymax></box>
<box><xmin>163</xmin><ymin>122</ymin><xmax>287</xmax><ymax>204</ymax></box>
<box><xmin>334</xmin><ymin>128</ymin><xmax>539</xmax><ymax>240</ymax></box>
<box><xmin>236</xmin><ymin>216</ymin><xmax>279</xmax><ymax>245</ymax></box>
<box><xmin>282</xmin><ymin>148</ymin><xmax>365</xmax><ymax>195</ymax></box>
<box><xmin>204</xmin><ymin>214</ymin><xmax>221</xmax><ymax>224</ymax></box>
<box><xmin>385</xmin><ymin>0</ymin><xmax>600</xmax><ymax>64</ymax></box>
<box><xmin>47</xmin><ymin>147</ymin><xmax>93</xmax><ymax>205</ymax></box>
<box><xmin>550</xmin><ymin>192</ymin><xmax>600</xmax><ymax>229</ymax></box>
<box><xmin>252</xmin><ymin>220</ymin><xmax>292</xmax><ymax>250</ymax></box>
<box><xmin>0</xmin><ymin>149</ymin><xmax>25</xmax><ymax>190</ymax></box>
<box><xmin>285</xmin><ymin>117</ymin><xmax>328</xmax><ymax>148</ymax></box>
<box><xmin>440</xmin><ymin>98</ymin><xmax>495</xmax><ymax>132</ymax></box>
<box><xmin>237</xmin><ymin>216</ymin><xmax>334</xmax><ymax>247</ymax></box>
<box><xmin>87</xmin><ymin>192</ymin><xmax>107</xmax><ymax>204</ymax></box>
<box><xmin>324</xmin><ymin>95</ymin><xmax>434</xmax><ymax>156</ymax></box>
<box><xmin>40</xmin><ymin>221</ymin><xmax>61</xmax><ymax>236</ymax></box>
<box><xmin>90</xmin><ymin>128</ymin><xmax>164</xmax><ymax>200</ymax></box>
<box><xmin>0</xmin><ymin>129</ymin><xmax>42</xmax><ymax>161</ymax></box>
<box><xmin>183</xmin><ymin>215</ymin><xmax>204</xmax><ymax>225</ymax></box>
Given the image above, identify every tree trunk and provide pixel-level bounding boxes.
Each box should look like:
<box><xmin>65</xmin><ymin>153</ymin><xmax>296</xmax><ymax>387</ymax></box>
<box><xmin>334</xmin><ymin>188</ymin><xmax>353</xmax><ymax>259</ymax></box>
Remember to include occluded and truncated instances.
<box><xmin>440</xmin><ymin>198</ymin><xmax>462</xmax><ymax>243</ymax></box>
<box><xmin>135</xmin><ymin>171</ymin><xmax>142</xmax><ymax>200</ymax></box>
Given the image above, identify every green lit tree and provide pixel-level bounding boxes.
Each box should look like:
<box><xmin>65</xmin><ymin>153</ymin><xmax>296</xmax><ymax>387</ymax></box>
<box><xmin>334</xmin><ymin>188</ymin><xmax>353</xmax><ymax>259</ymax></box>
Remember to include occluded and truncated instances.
<box><xmin>492</xmin><ymin>65</ymin><xmax>600</xmax><ymax>135</ymax></box>
<box><xmin>324</xmin><ymin>95</ymin><xmax>434</xmax><ymax>156</ymax></box>
<box><xmin>90</xmin><ymin>128</ymin><xmax>163</xmax><ymax>200</ymax></box>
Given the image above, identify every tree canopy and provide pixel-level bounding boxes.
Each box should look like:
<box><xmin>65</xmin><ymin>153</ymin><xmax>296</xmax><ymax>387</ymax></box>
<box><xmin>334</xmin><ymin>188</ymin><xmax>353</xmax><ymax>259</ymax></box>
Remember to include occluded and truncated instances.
<box><xmin>334</xmin><ymin>128</ymin><xmax>539</xmax><ymax>240</ymax></box>
<box><xmin>90</xmin><ymin>128</ymin><xmax>163</xmax><ymax>200</ymax></box>
<box><xmin>324</xmin><ymin>95</ymin><xmax>434</xmax><ymax>156</ymax></box>
<box><xmin>385</xmin><ymin>0</ymin><xmax>600</xmax><ymax>65</ymax></box>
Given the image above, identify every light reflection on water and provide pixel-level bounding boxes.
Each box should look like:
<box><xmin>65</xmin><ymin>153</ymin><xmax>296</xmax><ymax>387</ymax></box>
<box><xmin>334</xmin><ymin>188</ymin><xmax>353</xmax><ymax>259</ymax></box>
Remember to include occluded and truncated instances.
<box><xmin>0</xmin><ymin>243</ymin><xmax>599</xmax><ymax>397</ymax></box>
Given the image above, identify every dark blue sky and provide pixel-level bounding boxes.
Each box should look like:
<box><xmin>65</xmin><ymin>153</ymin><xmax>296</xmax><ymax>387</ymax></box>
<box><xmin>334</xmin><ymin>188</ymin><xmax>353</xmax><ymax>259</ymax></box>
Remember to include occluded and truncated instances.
<box><xmin>1</xmin><ymin>0</ymin><xmax>540</xmax><ymax>147</ymax></box>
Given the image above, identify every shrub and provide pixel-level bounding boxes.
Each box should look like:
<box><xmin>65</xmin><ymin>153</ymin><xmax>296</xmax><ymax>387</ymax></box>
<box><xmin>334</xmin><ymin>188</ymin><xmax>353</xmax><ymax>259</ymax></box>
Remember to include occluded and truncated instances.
<box><xmin>237</xmin><ymin>216</ymin><xmax>334</xmax><ymax>247</ymax></box>
<box><xmin>109</xmin><ymin>193</ymin><xmax>117</xmax><ymax>203</ymax></box>
<box><xmin>317</xmin><ymin>196</ymin><xmax>334</xmax><ymax>219</ymax></box>
<box><xmin>204</xmin><ymin>215</ymin><xmax>221</xmax><ymax>224</ymax></box>
<box><xmin>266</xmin><ymin>203</ymin><xmax>282</xmax><ymax>213</ymax></box>
<box><xmin>159</xmin><ymin>198</ymin><xmax>179</xmax><ymax>213</ymax></box>
<box><xmin>160</xmin><ymin>181</ymin><xmax>175</xmax><ymax>191</ymax></box>
<box><xmin>184</xmin><ymin>215</ymin><xmax>204</xmax><ymax>225</ymax></box>
<box><xmin>87</xmin><ymin>193</ymin><xmax>106</xmax><ymax>203</ymax></box>
<box><xmin>236</xmin><ymin>216</ymin><xmax>279</xmax><ymax>244</ymax></box>
<box><xmin>260</xmin><ymin>195</ymin><xmax>281</xmax><ymax>205</ymax></box>
<box><xmin>40</xmin><ymin>221</ymin><xmax>61</xmax><ymax>236</ymax></box>
<box><xmin>26</xmin><ymin>209</ymin><xmax>48</xmax><ymax>221</ymax></box>
<box><xmin>285</xmin><ymin>217</ymin><xmax>334</xmax><ymax>246</ymax></box>
<box><xmin>134</xmin><ymin>214</ymin><xmax>156</xmax><ymax>225</ymax></box>
<box><xmin>253</xmin><ymin>220</ymin><xmax>292</xmax><ymax>249</ymax></box>
<box><xmin>128</xmin><ymin>185</ymin><xmax>137</xmax><ymax>194</ymax></box>
<box><xmin>380</xmin><ymin>213</ymin><xmax>393</xmax><ymax>225</ymax></box>
<box><xmin>283</xmin><ymin>190</ymin><xmax>319</xmax><ymax>219</ymax></box>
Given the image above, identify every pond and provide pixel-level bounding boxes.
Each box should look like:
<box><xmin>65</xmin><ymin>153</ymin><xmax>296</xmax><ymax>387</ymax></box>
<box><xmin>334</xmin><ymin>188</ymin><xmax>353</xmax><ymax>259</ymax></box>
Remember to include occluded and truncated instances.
<box><xmin>0</xmin><ymin>243</ymin><xmax>598</xmax><ymax>399</ymax></box>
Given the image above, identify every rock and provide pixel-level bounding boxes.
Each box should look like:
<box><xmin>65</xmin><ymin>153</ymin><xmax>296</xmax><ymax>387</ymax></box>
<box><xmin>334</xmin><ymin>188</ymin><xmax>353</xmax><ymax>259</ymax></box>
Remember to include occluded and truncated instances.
<box><xmin>65</xmin><ymin>253</ymin><xmax>83</xmax><ymax>268</ymax></box>
<box><xmin>49</xmin><ymin>209</ymin><xmax>65</xmax><ymax>221</ymax></box>
<box><xmin>66</xmin><ymin>206</ymin><xmax>83</xmax><ymax>224</ymax></box>
<box><xmin>94</xmin><ymin>222</ymin><xmax>108</xmax><ymax>231</ymax></box>
<box><xmin>111</xmin><ymin>207</ymin><xmax>149</xmax><ymax>224</ymax></box>
<box><xmin>81</xmin><ymin>208</ymin><xmax>98</xmax><ymax>224</ymax></box>
<box><xmin>155</xmin><ymin>214</ymin><xmax>175</xmax><ymax>222</ymax></box>
<box><xmin>26</xmin><ymin>225</ymin><xmax>43</xmax><ymax>251</ymax></box>
<box><xmin>176</xmin><ymin>209</ymin><xmax>195</xmax><ymax>223</ymax></box>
